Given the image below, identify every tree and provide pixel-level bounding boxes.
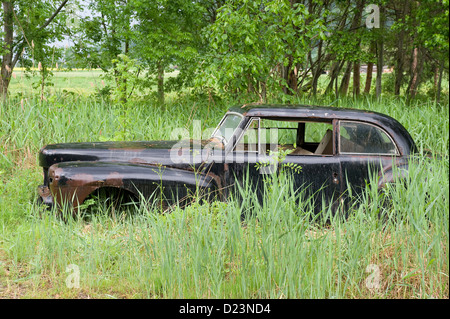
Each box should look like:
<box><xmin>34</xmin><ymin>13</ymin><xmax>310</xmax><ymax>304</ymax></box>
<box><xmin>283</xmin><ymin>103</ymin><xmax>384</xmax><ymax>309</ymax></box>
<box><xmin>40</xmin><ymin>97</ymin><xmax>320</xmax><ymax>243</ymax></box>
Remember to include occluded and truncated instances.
<box><xmin>199</xmin><ymin>0</ymin><xmax>328</xmax><ymax>101</ymax></box>
<box><xmin>70</xmin><ymin>0</ymin><xmax>134</xmax><ymax>102</ymax></box>
<box><xmin>0</xmin><ymin>0</ymin><xmax>69</xmax><ymax>98</ymax></box>
<box><xmin>409</xmin><ymin>0</ymin><xmax>448</xmax><ymax>101</ymax></box>
<box><xmin>72</xmin><ymin>0</ymin><xmax>133</xmax><ymax>69</ymax></box>
<box><xmin>73</xmin><ymin>0</ymin><xmax>207</xmax><ymax>104</ymax></box>
<box><xmin>132</xmin><ymin>0</ymin><xmax>206</xmax><ymax>104</ymax></box>
<box><xmin>387</xmin><ymin>0</ymin><xmax>448</xmax><ymax>101</ymax></box>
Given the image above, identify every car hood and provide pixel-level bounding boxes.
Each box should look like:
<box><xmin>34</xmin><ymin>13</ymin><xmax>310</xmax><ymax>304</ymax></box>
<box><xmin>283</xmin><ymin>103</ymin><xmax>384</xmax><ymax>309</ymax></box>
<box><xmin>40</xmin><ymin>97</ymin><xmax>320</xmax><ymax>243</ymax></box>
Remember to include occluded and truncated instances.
<box><xmin>39</xmin><ymin>140</ymin><xmax>221</xmax><ymax>169</ymax></box>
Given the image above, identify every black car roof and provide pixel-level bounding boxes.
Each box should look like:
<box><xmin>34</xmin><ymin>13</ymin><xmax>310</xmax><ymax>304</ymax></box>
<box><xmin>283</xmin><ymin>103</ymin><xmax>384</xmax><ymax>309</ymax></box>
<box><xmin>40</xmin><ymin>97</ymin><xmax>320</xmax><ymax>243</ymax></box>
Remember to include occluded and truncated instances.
<box><xmin>228</xmin><ymin>104</ymin><xmax>418</xmax><ymax>155</ymax></box>
<box><xmin>229</xmin><ymin>104</ymin><xmax>392</xmax><ymax>123</ymax></box>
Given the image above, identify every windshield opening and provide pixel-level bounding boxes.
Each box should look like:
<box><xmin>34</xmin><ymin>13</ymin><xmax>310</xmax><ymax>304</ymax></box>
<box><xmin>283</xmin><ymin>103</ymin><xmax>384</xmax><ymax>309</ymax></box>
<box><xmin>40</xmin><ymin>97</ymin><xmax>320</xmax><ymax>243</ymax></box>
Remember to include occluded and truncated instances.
<box><xmin>212</xmin><ymin>113</ymin><xmax>243</xmax><ymax>144</ymax></box>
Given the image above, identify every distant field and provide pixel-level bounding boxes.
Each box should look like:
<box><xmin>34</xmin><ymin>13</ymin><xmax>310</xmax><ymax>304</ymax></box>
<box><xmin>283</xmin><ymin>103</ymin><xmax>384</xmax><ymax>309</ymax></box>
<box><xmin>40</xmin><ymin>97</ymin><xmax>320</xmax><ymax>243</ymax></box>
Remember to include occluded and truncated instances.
<box><xmin>9</xmin><ymin>69</ymin><xmax>104</xmax><ymax>95</ymax></box>
<box><xmin>9</xmin><ymin>68</ymin><xmax>448</xmax><ymax>101</ymax></box>
<box><xmin>9</xmin><ymin>69</ymin><xmax>180</xmax><ymax>96</ymax></box>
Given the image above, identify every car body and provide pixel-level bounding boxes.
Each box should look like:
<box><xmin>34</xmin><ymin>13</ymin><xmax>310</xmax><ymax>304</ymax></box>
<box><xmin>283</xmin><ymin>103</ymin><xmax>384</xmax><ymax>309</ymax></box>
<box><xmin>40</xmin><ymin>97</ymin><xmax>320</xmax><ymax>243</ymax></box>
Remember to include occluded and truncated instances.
<box><xmin>37</xmin><ymin>104</ymin><xmax>418</xmax><ymax>214</ymax></box>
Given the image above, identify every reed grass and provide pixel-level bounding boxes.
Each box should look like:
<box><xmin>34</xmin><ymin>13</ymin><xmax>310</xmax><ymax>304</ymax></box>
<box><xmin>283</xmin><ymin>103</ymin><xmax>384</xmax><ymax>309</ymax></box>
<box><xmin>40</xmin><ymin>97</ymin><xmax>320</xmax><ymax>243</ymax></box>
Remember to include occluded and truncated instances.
<box><xmin>0</xmin><ymin>88</ymin><xmax>448</xmax><ymax>298</ymax></box>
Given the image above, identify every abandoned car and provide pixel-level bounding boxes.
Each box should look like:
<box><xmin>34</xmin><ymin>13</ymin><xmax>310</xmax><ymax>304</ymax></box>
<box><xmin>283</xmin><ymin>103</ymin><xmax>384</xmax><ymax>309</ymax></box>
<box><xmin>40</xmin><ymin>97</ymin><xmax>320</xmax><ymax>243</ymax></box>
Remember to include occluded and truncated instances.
<box><xmin>37</xmin><ymin>104</ymin><xmax>417</xmax><ymax>214</ymax></box>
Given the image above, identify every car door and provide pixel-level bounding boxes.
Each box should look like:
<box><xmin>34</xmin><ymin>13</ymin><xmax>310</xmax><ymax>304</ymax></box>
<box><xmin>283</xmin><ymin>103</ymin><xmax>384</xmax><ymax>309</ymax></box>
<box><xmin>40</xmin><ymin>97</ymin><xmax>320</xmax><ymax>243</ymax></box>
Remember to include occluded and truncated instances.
<box><xmin>337</xmin><ymin>120</ymin><xmax>400</xmax><ymax>202</ymax></box>
<box><xmin>224</xmin><ymin>117</ymin><xmax>272</xmax><ymax>203</ymax></box>
<box><xmin>282</xmin><ymin>119</ymin><xmax>342</xmax><ymax>213</ymax></box>
<box><xmin>225</xmin><ymin>117</ymin><xmax>343</xmax><ymax>213</ymax></box>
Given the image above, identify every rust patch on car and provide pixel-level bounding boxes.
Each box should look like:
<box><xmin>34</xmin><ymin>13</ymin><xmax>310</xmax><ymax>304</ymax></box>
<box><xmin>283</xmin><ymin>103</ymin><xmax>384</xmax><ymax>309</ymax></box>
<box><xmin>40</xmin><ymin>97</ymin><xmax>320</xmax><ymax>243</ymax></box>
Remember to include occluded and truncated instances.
<box><xmin>105</xmin><ymin>172</ymin><xmax>124</xmax><ymax>187</ymax></box>
<box><xmin>130</xmin><ymin>158</ymin><xmax>146</xmax><ymax>164</ymax></box>
<box><xmin>38</xmin><ymin>185</ymin><xmax>51</xmax><ymax>198</ymax></box>
<box><xmin>50</xmin><ymin>166</ymin><xmax>64</xmax><ymax>182</ymax></box>
<box><xmin>205</xmin><ymin>171</ymin><xmax>224</xmax><ymax>200</ymax></box>
<box><xmin>70</xmin><ymin>173</ymin><xmax>96</xmax><ymax>186</ymax></box>
<box><xmin>205</xmin><ymin>138</ymin><xmax>225</xmax><ymax>150</ymax></box>
<box><xmin>49</xmin><ymin>171</ymin><xmax>98</xmax><ymax>212</ymax></box>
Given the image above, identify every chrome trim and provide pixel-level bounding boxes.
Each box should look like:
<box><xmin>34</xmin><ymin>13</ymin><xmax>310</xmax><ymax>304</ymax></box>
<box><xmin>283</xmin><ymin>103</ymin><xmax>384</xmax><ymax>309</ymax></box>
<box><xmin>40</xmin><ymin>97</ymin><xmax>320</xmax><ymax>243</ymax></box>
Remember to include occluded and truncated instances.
<box><xmin>211</xmin><ymin>112</ymin><xmax>244</xmax><ymax>146</ymax></box>
<box><xmin>233</xmin><ymin>117</ymin><xmax>260</xmax><ymax>153</ymax></box>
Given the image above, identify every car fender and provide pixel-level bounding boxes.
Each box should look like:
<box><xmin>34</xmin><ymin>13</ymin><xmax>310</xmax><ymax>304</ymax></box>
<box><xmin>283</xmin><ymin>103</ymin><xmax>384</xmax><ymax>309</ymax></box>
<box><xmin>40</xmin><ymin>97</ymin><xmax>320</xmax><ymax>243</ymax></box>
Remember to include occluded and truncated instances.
<box><xmin>377</xmin><ymin>164</ymin><xmax>409</xmax><ymax>189</ymax></box>
<box><xmin>47</xmin><ymin>161</ymin><xmax>218</xmax><ymax>210</ymax></box>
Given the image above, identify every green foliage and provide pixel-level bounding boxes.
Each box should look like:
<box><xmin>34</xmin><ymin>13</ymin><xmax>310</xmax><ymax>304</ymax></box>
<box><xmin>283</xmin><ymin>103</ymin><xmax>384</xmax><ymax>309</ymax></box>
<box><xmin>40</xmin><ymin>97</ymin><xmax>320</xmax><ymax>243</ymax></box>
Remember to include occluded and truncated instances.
<box><xmin>2</xmin><ymin>0</ymin><xmax>449</xmax><ymax>101</ymax></box>
<box><xmin>198</xmin><ymin>0</ymin><xmax>328</xmax><ymax>98</ymax></box>
<box><xmin>0</xmin><ymin>0</ymin><xmax>70</xmax><ymax>96</ymax></box>
<box><xmin>70</xmin><ymin>0</ymin><xmax>133</xmax><ymax>72</ymax></box>
<box><xmin>255</xmin><ymin>148</ymin><xmax>301</xmax><ymax>174</ymax></box>
<box><xmin>68</xmin><ymin>0</ymin><xmax>208</xmax><ymax>103</ymax></box>
<box><xmin>103</xmin><ymin>54</ymin><xmax>143</xmax><ymax>104</ymax></box>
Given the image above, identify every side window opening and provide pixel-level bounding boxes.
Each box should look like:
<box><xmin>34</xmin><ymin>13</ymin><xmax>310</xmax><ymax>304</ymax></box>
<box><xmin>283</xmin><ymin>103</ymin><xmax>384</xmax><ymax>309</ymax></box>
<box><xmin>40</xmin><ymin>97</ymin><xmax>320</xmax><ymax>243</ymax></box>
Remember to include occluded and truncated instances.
<box><xmin>339</xmin><ymin>121</ymin><xmax>398</xmax><ymax>155</ymax></box>
<box><xmin>235</xmin><ymin>118</ymin><xmax>334</xmax><ymax>156</ymax></box>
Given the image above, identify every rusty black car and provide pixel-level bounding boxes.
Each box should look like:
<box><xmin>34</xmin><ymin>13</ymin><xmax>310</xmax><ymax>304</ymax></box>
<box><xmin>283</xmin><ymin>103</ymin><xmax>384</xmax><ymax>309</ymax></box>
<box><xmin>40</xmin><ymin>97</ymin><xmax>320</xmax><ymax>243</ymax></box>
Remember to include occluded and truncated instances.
<box><xmin>37</xmin><ymin>104</ymin><xmax>417</xmax><ymax>214</ymax></box>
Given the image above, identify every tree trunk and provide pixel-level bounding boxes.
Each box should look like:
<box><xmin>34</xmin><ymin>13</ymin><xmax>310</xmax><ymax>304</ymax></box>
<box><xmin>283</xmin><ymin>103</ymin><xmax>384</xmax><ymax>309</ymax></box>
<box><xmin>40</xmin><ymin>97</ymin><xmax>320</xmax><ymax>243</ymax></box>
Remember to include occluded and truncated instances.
<box><xmin>339</xmin><ymin>61</ymin><xmax>352</xmax><ymax>96</ymax></box>
<box><xmin>394</xmin><ymin>30</ymin><xmax>405</xmax><ymax>95</ymax></box>
<box><xmin>364</xmin><ymin>62</ymin><xmax>373</xmax><ymax>94</ymax></box>
<box><xmin>246</xmin><ymin>73</ymin><xmax>254</xmax><ymax>94</ymax></box>
<box><xmin>436</xmin><ymin>59</ymin><xmax>444</xmax><ymax>104</ymax></box>
<box><xmin>325</xmin><ymin>60</ymin><xmax>343</xmax><ymax>95</ymax></box>
<box><xmin>288</xmin><ymin>65</ymin><xmax>298</xmax><ymax>95</ymax></box>
<box><xmin>375</xmin><ymin>4</ymin><xmax>385</xmax><ymax>100</ymax></box>
<box><xmin>407</xmin><ymin>47</ymin><xmax>423</xmax><ymax>100</ymax></box>
<box><xmin>434</xmin><ymin>64</ymin><xmax>439</xmax><ymax>88</ymax></box>
<box><xmin>363</xmin><ymin>40</ymin><xmax>376</xmax><ymax>95</ymax></box>
<box><xmin>350</xmin><ymin>0</ymin><xmax>364</xmax><ymax>97</ymax></box>
<box><xmin>394</xmin><ymin>42</ymin><xmax>404</xmax><ymax>96</ymax></box>
<box><xmin>259</xmin><ymin>81</ymin><xmax>267</xmax><ymax>103</ymax></box>
<box><xmin>353</xmin><ymin>61</ymin><xmax>360</xmax><ymax>97</ymax></box>
<box><xmin>157</xmin><ymin>61</ymin><xmax>164</xmax><ymax>104</ymax></box>
<box><xmin>311</xmin><ymin>40</ymin><xmax>323</xmax><ymax>97</ymax></box>
<box><xmin>282</xmin><ymin>55</ymin><xmax>297</xmax><ymax>95</ymax></box>
<box><xmin>376</xmin><ymin>40</ymin><xmax>383</xmax><ymax>99</ymax></box>
<box><xmin>1</xmin><ymin>1</ymin><xmax>14</xmax><ymax>99</ymax></box>
<box><xmin>394</xmin><ymin>2</ymin><xmax>408</xmax><ymax>96</ymax></box>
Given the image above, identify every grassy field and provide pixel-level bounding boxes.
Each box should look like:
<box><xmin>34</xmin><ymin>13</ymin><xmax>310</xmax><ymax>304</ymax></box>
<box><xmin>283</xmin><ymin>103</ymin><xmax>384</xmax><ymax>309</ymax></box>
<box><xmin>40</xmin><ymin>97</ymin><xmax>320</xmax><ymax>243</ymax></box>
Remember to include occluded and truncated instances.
<box><xmin>0</xmin><ymin>70</ymin><xmax>448</xmax><ymax>299</ymax></box>
<box><xmin>8</xmin><ymin>68</ymin><xmax>180</xmax><ymax>97</ymax></box>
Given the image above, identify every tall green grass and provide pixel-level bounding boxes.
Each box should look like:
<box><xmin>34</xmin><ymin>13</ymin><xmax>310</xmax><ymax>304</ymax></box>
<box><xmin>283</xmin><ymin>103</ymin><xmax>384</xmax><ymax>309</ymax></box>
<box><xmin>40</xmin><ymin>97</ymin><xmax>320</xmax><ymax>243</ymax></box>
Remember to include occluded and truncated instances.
<box><xmin>0</xmin><ymin>92</ymin><xmax>448</xmax><ymax>298</ymax></box>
